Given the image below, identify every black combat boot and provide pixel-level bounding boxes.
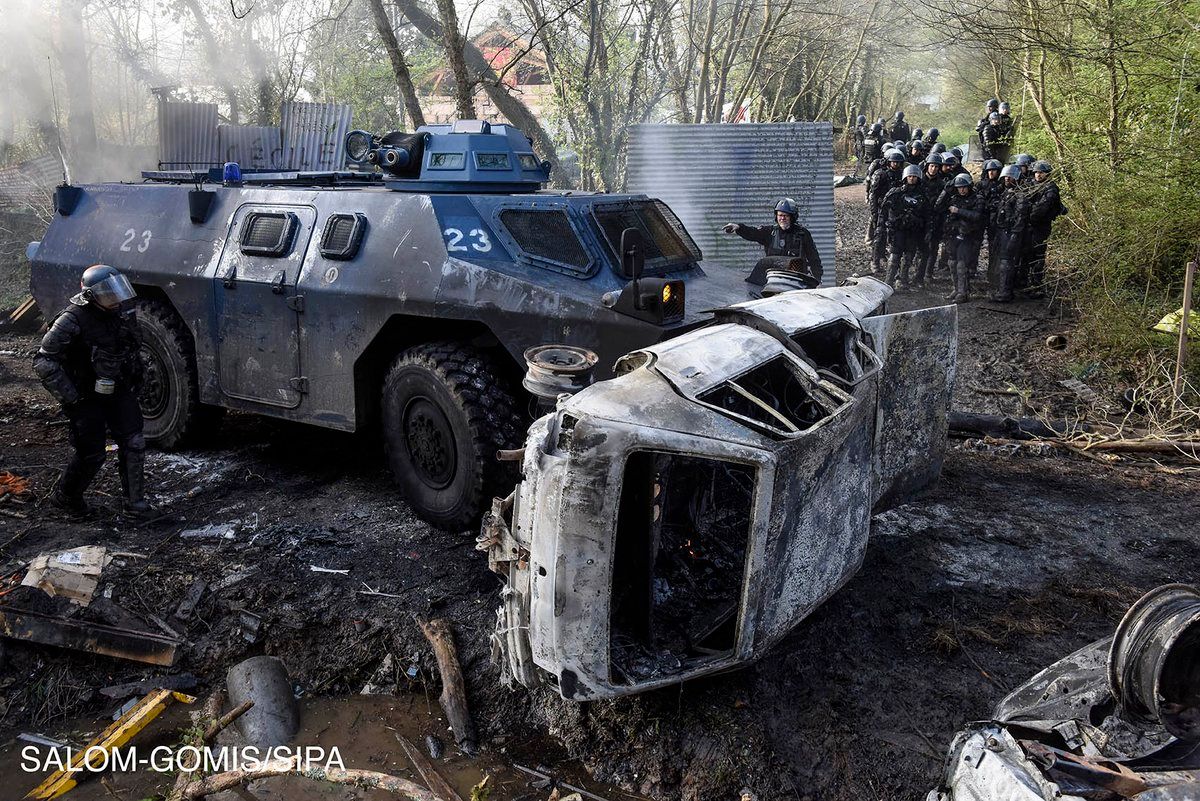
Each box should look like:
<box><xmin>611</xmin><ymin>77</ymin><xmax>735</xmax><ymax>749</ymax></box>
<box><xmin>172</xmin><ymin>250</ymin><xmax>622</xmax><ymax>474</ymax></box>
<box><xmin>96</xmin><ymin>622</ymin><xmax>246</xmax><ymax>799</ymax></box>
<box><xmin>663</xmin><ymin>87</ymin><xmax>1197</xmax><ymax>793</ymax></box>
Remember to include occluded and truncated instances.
<box><xmin>885</xmin><ymin>255</ymin><xmax>900</xmax><ymax>287</ymax></box>
<box><xmin>118</xmin><ymin>447</ymin><xmax>153</xmax><ymax>518</ymax></box>
<box><xmin>951</xmin><ymin>261</ymin><xmax>971</xmax><ymax>303</ymax></box>
<box><xmin>991</xmin><ymin>260</ymin><xmax>1015</xmax><ymax>302</ymax></box>
<box><xmin>49</xmin><ymin>454</ymin><xmax>104</xmax><ymax>517</ymax></box>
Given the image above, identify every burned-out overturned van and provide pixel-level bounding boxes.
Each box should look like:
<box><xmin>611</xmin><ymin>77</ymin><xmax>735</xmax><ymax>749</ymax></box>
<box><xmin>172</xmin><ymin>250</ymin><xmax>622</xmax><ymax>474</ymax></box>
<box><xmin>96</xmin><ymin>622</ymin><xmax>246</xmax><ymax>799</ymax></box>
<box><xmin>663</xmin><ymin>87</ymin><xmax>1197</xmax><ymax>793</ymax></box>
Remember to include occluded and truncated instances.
<box><xmin>480</xmin><ymin>278</ymin><xmax>957</xmax><ymax>699</ymax></box>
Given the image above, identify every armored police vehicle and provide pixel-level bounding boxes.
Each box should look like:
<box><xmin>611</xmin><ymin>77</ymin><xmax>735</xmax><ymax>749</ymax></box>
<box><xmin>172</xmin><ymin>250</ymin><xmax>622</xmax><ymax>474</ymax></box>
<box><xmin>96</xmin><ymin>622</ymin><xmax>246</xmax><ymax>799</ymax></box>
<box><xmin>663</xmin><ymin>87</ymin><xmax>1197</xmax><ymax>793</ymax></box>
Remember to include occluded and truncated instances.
<box><xmin>29</xmin><ymin>120</ymin><xmax>768</xmax><ymax>530</ymax></box>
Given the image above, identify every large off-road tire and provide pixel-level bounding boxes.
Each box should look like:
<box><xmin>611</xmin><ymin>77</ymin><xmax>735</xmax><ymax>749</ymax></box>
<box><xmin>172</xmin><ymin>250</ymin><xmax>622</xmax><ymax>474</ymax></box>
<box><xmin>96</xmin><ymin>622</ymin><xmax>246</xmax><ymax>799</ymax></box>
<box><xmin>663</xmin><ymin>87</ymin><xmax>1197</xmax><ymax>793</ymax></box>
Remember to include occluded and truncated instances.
<box><xmin>135</xmin><ymin>299</ymin><xmax>202</xmax><ymax>449</ymax></box>
<box><xmin>382</xmin><ymin>342</ymin><xmax>523</xmax><ymax>531</ymax></box>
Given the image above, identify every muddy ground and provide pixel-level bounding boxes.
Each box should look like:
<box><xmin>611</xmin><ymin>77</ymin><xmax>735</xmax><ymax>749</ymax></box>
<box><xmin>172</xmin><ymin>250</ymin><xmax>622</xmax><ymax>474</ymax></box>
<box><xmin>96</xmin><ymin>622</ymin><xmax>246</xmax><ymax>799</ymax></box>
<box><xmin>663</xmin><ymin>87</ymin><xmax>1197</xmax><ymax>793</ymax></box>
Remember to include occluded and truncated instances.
<box><xmin>0</xmin><ymin>186</ymin><xmax>1197</xmax><ymax>800</ymax></box>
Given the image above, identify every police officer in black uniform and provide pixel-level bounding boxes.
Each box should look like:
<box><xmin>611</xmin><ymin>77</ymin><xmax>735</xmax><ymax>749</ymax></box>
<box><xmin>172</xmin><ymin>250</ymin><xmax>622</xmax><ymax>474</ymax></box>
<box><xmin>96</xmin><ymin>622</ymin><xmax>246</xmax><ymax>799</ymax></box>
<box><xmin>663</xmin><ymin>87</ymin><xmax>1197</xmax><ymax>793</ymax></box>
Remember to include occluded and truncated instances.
<box><xmin>724</xmin><ymin>198</ymin><xmax>824</xmax><ymax>283</ymax></box>
<box><xmin>33</xmin><ymin>264</ymin><xmax>151</xmax><ymax>517</ymax></box>
<box><xmin>887</xmin><ymin>111</ymin><xmax>911</xmax><ymax>144</ymax></box>
<box><xmin>942</xmin><ymin>173</ymin><xmax>987</xmax><ymax>303</ymax></box>
<box><xmin>868</xmin><ymin>150</ymin><xmax>907</xmax><ymax>272</ymax></box>
<box><xmin>990</xmin><ymin>166</ymin><xmax>1031</xmax><ymax>302</ymax></box>
<box><xmin>881</xmin><ymin>165</ymin><xmax>930</xmax><ymax>288</ymax></box>
<box><xmin>1021</xmin><ymin>160</ymin><xmax>1066</xmax><ymax>297</ymax></box>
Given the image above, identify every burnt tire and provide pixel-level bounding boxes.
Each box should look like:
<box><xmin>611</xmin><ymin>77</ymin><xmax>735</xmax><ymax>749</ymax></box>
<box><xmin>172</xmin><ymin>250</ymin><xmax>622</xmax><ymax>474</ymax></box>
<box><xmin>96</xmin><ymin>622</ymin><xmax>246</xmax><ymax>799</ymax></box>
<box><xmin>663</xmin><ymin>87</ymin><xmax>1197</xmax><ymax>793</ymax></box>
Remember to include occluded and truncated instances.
<box><xmin>135</xmin><ymin>299</ymin><xmax>201</xmax><ymax>449</ymax></box>
<box><xmin>382</xmin><ymin>342</ymin><xmax>523</xmax><ymax>531</ymax></box>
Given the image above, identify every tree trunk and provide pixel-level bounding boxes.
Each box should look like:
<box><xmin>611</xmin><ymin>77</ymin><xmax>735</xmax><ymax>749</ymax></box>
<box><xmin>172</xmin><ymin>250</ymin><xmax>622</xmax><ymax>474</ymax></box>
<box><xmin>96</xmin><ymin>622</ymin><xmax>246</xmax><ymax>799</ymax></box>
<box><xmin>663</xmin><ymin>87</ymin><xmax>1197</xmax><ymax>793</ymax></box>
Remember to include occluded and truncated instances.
<box><xmin>58</xmin><ymin>0</ymin><xmax>98</xmax><ymax>171</ymax></box>
<box><xmin>367</xmin><ymin>0</ymin><xmax>426</xmax><ymax>128</ymax></box>
<box><xmin>182</xmin><ymin>0</ymin><xmax>241</xmax><ymax>123</ymax></box>
<box><xmin>433</xmin><ymin>0</ymin><xmax>476</xmax><ymax>119</ymax></box>
<box><xmin>391</xmin><ymin>0</ymin><xmax>567</xmax><ymax>184</ymax></box>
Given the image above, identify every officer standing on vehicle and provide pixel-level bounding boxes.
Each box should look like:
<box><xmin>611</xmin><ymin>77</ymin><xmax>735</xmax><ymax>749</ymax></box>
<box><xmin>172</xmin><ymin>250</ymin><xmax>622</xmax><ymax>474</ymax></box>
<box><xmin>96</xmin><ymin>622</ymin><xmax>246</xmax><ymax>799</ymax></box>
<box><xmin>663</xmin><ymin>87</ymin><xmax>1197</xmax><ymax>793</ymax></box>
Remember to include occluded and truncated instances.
<box><xmin>723</xmin><ymin>198</ymin><xmax>823</xmax><ymax>282</ymax></box>
<box><xmin>942</xmin><ymin>173</ymin><xmax>986</xmax><ymax>303</ymax></box>
<box><xmin>881</xmin><ymin>164</ymin><xmax>929</xmax><ymax>288</ymax></box>
<box><xmin>990</xmin><ymin>166</ymin><xmax>1031</xmax><ymax>302</ymax></box>
<box><xmin>1021</xmin><ymin>160</ymin><xmax>1066</xmax><ymax>297</ymax></box>
<box><xmin>887</xmin><ymin>111</ymin><xmax>911</xmax><ymax>144</ymax></box>
<box><xmin>33</xmin><ymin>265</ymin><xmax>152</xmax><ymax>517</ymax></box>
<box><xmin>976</xmin><ymin>98</ymin><xmax>1000</xmax><ymax>137</ymax></box>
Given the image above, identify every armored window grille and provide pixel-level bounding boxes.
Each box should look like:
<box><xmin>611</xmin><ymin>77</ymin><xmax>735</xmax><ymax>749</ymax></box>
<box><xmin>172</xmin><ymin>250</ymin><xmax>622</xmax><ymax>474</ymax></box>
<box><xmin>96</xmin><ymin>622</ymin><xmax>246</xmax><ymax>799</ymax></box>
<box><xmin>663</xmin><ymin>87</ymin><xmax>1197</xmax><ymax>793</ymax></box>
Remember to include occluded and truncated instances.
<box><xmin>320</xmin><ymin>213</ymin><xmax>366</xmax><ymax>260</ymax></box>
<box><xmin>499</xmin><ymin>209</ymin><xmax>590</xmax><ymax>271</ymax></box>
<box><xmin>240</xmin><ymin>212</ymin><xmax>297</xmax><ymax>257</ymax></box>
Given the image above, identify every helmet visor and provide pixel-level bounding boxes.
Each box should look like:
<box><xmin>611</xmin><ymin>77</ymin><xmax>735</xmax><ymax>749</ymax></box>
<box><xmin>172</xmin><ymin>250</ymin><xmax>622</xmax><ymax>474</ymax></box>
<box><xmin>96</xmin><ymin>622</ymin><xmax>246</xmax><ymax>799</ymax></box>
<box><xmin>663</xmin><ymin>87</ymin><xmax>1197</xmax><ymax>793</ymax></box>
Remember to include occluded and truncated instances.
<box><xmin>89</xmin><ymin>273</ymin><xmax>136</xmax><ymax>308</ymax></box>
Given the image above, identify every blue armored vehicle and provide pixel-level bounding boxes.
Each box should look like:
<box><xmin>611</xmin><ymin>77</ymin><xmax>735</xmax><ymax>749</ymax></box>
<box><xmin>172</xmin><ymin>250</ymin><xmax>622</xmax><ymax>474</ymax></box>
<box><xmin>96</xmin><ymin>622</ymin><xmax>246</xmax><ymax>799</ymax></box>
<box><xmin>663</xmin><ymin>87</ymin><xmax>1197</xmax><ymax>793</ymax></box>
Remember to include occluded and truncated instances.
<box><xmin>28</xmin><ymin>120</ymin><xmax>765</xmax><ymax>529</ymax></box>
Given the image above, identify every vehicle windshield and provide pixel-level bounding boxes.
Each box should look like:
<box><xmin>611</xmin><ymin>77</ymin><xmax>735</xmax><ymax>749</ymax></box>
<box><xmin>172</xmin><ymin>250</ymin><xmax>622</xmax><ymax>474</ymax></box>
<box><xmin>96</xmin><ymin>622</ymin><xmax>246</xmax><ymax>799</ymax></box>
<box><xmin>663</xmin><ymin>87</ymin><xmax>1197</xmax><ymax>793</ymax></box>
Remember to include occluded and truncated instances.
<box><xmin>592</xmin><ymin>200</ymin><xmax>701</xmax><ymax>276</ymax></box>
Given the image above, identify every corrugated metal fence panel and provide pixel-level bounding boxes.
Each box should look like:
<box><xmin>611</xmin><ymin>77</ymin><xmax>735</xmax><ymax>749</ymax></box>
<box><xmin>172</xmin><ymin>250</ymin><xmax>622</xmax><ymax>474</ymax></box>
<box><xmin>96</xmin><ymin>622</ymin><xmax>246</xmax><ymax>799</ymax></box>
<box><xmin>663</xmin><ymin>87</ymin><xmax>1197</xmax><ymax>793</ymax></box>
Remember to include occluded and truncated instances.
<box><xmin>280</xmin><ymin>102</ymin><xmax>352</xmax><ymax>171</ymax></box>
<box><xmin>217</xmin><ymin>125</ymin><xmax>283</xmax><ymax>170</ymax></box>
<box><xmin>626</xmin><ymin>123</ymin><xmax>836</xmax><ymax>286</ymax></box>
<box><xmin>158</xmin><ymin>101</ymin><xmax>219</xmax><ymax>169</ymax></box>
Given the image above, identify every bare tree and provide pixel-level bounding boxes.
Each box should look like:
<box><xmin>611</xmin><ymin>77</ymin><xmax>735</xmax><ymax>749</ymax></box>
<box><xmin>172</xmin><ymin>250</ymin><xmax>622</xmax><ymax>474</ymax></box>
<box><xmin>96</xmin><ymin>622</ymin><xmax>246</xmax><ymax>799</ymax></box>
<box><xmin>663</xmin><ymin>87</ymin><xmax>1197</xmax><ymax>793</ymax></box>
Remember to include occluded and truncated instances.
<box><xmin>366</xmin><ymin>0</ymin><xmax>426</xmax><ymax>127</ymax></box>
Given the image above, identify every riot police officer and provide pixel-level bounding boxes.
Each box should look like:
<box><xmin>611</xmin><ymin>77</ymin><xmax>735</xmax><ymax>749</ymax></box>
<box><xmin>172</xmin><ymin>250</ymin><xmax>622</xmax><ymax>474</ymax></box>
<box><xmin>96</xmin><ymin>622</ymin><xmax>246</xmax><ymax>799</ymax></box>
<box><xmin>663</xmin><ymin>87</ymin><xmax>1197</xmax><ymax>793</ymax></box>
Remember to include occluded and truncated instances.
<box><xmin>33</xmin><ymin>265</ymin><xmax>151</xmax><ymax>516</ymax></box>
<box><xmin>887</xmin><ymin>111</ymin><xmax>911</xmax><ymax>144</ymax></box>
<box><xmin>881</xmin><ymin>164</ymin><xmax>929</xmax><ymax>288</ymax></box>
<box><xmin>723</xmin><ymin>198</ymin><xmax>823</xmax><ymax>282</ymax></box>
<box><xmin>1014</xmin><ymin>153</ymin><xmax>1035</xmax><ymax>183</ymax></box>
<box><xmin>907</xmin><ymin>139</ymin><xmax>927</xmax><ymax>164</ymax></box>
<box><xmin>978</xmin><ymin>159</ymin><xmax>1005</xmax><ymax>284</ymax></box>
<box><xmin>868</xmin><ymin>150</ymin><xmax>907</xmax><ymax>272</ymax></box>
<box><xmin>976</xmin><ymin>98</ymin><xmax>1000</xmax><ymax>137</ymax></box>
<box><xmin>942</xmin><ymin>173</ymin><xmax>986</xmax><ymax>303</ymax></box>
<box><xmin>981</xmin><ymin>112</ymin><xmax>1012</xmax><ymax>164</ymax></box>
<box><xmin>990</xmin><ymin>166</ymin><xmax>1030</xmax><ymax>302</ymax></box>
<box><xmin>852</xmin><ymin>114</ymin><xmax>869</xmax><ymax>171</ymax></box>
<box><xmin>923</xmin><ymin>127</ymin><xmax>940</xmax><ymax>145</ymax></box>
<box><xmin>1022</xmin><ymin>160</ymin><xmax>1066</xmax><ymax>297</ymax></box>
<box><xmin>862</xmin><ymin>122</ymin><xmax>885</xmax><ymax>164</ymax></box>
<box><xmin>916</xmin><ymin>154</ymin><xmax>947</xmax><ymax>287</ymax></box>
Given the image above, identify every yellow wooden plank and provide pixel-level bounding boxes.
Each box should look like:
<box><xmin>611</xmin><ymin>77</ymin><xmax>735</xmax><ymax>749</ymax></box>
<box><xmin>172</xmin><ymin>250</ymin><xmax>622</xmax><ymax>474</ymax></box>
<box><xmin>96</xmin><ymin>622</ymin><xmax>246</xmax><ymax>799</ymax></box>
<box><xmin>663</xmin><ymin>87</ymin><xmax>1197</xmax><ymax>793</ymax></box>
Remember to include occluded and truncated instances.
<box><xmin>25</xmin><ymin>689</ymin><xmax>195</xmax><ymax>799</ymax></box>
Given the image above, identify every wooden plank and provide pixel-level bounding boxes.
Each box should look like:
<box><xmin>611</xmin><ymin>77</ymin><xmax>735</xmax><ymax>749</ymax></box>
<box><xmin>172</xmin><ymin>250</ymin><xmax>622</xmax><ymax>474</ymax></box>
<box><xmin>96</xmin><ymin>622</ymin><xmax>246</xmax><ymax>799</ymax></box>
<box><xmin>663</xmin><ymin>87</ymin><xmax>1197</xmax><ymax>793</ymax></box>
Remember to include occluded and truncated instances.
<box><xmin>0</xmin><ymin>605</ymin><xmax>180</xmax><ymax>666</ymax></box>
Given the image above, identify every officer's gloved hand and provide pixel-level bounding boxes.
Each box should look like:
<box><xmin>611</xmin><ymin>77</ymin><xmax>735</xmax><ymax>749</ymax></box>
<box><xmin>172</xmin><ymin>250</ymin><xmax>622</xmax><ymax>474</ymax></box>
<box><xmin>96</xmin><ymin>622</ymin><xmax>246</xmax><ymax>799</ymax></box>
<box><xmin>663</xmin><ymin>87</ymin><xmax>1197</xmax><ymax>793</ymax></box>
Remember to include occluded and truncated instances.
<box><xmin>722</xmin><ymin>223</ymin><xmax>737</xmax><ymax>234</ymax></box>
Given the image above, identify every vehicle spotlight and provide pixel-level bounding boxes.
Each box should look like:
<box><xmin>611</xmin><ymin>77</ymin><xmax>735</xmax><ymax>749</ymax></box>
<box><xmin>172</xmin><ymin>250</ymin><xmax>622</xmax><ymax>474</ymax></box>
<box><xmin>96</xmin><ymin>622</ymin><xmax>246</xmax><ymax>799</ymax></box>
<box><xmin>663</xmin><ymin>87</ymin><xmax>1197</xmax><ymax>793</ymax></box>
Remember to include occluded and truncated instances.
<box><xmin>345</xmin><ymin>130</ymin><xmax>374</xmax><ymax>164</ymax></box>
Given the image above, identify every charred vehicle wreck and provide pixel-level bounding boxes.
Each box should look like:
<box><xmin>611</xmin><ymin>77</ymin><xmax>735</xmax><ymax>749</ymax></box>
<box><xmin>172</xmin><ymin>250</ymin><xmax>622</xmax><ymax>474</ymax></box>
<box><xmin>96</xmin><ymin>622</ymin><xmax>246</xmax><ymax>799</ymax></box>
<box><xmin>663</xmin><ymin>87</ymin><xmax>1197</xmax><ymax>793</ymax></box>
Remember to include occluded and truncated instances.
<box><xmin>480</xmin><ymin>278</ymin><xmax>957</xmax><ymax>699</ymax></box>
<box><xmin>930</xmin><ymin>584</ymin><xmax>1200</xmax><ymax>801</ymax></box>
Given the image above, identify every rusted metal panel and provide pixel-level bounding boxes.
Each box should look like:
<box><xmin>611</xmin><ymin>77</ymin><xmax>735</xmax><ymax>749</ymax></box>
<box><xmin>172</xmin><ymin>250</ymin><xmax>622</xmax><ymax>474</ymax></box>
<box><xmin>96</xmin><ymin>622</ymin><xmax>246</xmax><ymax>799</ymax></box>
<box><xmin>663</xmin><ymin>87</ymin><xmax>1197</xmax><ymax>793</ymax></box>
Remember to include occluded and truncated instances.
<box><xmin>279</xmin><ymin>101</ymin><xmax>352</xmax><ymax>171</ymax></box>
<box><xmin>217</xmin><ymin>125</ymin><xmax>283</xmax><ymax>170</ymax></box>
<box><xmin>157</xmin><ymin>100</ymin><xmax>219</xmax><ymax>169</ymax></box>
<box><xmin>626</xmin><ymin>123</ymin><xmax>837</xmax><ymax>286</ymax></box>
<box><xmin>0</xmin><ymin>605</ymin><xmax>180</xmax><ymax>665</ymax></box>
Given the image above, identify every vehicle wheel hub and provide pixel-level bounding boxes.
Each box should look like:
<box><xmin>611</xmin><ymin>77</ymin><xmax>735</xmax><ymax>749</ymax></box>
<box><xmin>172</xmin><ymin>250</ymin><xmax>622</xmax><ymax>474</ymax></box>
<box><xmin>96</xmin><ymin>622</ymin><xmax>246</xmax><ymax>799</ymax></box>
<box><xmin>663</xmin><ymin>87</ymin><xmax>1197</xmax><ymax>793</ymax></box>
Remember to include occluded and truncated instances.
<box><xmin>139</xmin><ymin>345</ymin><xmax>169</xmax><ymax>419</ymax></box>
<box><xmin>404</xmin><ymin>397</ymin><xmax>456</xmax><ymax>489</ymax></box>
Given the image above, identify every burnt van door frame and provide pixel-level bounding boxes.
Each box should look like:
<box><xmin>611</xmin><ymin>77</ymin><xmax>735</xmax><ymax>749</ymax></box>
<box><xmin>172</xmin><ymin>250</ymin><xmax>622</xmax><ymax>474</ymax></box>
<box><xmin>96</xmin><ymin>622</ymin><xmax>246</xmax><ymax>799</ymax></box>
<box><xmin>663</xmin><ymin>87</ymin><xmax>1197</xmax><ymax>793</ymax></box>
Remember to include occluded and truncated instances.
<box><xmin>213</xmin><ymin>204</ymin><xmax>315</xmax><ymax>408</ymax></box>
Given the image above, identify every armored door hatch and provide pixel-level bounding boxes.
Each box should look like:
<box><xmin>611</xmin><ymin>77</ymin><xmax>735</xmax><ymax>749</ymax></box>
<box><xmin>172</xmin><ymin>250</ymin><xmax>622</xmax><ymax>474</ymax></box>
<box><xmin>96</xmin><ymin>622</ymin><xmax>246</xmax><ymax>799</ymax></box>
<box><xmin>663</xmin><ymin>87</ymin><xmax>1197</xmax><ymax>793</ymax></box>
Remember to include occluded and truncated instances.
<box><xmin>215</xmin><ymin>204</ymin><xmax>317</xmax><ymax>409</ymax></box>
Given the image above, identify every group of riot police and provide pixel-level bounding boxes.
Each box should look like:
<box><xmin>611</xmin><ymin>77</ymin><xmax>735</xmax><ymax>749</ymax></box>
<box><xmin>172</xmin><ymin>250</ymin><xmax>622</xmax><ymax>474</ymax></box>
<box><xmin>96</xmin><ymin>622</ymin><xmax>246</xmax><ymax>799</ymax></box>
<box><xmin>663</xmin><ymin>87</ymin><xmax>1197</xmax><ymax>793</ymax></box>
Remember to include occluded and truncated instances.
<box><xmin>851</xmin><ymin>104</ymin><xmax>1065</xmax><ymax>303</ymax></box>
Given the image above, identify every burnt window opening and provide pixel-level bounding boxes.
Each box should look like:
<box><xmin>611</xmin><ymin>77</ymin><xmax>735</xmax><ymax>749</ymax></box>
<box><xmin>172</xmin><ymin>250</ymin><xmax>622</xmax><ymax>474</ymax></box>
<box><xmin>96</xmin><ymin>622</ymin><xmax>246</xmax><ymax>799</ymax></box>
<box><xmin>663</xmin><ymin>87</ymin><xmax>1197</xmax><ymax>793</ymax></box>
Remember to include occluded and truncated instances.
<box><xmin>610</xmin><ymin>452</ymin><xmax>755</xmax><ymax>684</ymax></box>
<box><xmin>320</xmin><ymin>213</ymin><xmax>366</xmax><ymax>260</ymax></box>
<box><xmin>593</xmin><ymin>200</ymin><xmax>701</xmax><ymax>276</ymax></box>
<box><xmin>499</xmin><ymin>209</ymin><xmax>590</xmax><ymax>272</ymax></box>
<box><xmin>791</xmin><ymin>320</ymin><xmax>863</xmax><ymax>382</ymax></box>
<box><xmin>240</xmin><ymin>212</ymin><xmax>297</xmax><ymax>257</ymax></box>
<box><xmin>697</xmin><ymin>356</ymin><xmax>832</xmax><ymax>438</ymax></box>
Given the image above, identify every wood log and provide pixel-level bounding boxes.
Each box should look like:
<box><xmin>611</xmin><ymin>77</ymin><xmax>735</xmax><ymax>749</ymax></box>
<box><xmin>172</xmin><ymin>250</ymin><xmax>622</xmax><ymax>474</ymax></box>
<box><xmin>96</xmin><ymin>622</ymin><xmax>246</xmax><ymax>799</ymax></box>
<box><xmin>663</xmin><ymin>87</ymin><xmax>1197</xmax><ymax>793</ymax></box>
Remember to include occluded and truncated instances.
<box><xmin>179</xmin><ymin>758</ymin><xmax>440</xmax><ymax>800</ymax></box>
<box><xmin>396</xmin><ymin>733</ymin><xmax>465</xmax><ymax>801</ymax></box>
<box><xmin>418</xmin><ymin>617</ymin><xmax>478</xmax><ymax>753</ymax></box>
<box><xmin>948</xmin><ymin>411</ymin><xmax>1092</xmax><ymax>440</ymax></box>
<box><xmin>1084</xmin><ymin>439</ymin><xmax>1200</xmax><ymax>455</ymax></box>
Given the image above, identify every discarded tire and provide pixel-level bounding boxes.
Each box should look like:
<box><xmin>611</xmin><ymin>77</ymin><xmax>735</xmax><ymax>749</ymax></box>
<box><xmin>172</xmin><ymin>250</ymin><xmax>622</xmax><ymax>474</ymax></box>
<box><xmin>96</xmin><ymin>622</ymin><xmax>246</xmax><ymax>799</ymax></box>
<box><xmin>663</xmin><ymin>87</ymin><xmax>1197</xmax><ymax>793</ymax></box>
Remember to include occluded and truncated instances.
<box><xmin>1108</xmin><ymin>583</ymin><xmax>1200</xmax><ymax>740</ymax></box>
<box><xmin>226</xmin><ymin>655</ymin><xmax>300</xmax><ymax>748</ymax></box>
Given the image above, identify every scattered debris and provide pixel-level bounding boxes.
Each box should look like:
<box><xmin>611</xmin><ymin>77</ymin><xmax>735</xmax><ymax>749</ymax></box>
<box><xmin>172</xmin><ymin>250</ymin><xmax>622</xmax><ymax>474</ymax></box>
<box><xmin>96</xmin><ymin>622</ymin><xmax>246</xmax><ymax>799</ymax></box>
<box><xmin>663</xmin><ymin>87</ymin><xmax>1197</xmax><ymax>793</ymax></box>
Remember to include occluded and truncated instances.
<box><xmin>397</xmin><ymin>732</ymin><xmax>466</xmax><ymax>801</ymax></box>
<box><xmin>173</xmin><ymin>759</ymin><xmax>439</xmax><ymax>800</ymax></box>
<box><xmin>513</xmin><ymin>765</ymin><xmax>612</xmax><ymax>801</ymax></box>
<box><xmin>24</xmin><ymin>689</ymin><xmax>194</xmax><ymax>799</ymax></box>
<box><xmin>21</xmin><ymin>546</ymin><xmax>111</xmax><ymax>606</ymax></box>
<box><xmin>419</xmin><ymin>617</ymin><xmax>478</xmax><ymax>754</ymax></box>
<box><xmin>1059</xmin><ymin>377</ymin><xmax>1105</xmax><ymax>406</ymax></box>
<box><xmin>424</xmin><ymin>733</ymin><xmax>444</xmax><ymax>760</ymax></box>
<box><xmin>225</xmin><ymin>655</ymin><xmax>299</xmax><ymax>749</ymax></box>
<box><xmin>362</xmin><ymin>653</ymin><xmax>397</xmax><ymax>695</ymax></box>
<box><xmin>0</xmin><ymin>604</ymin><xmax>181</xmax><ymax>665</ymax></box>
<box><xmin>179</xmin><ymin>523</ymin><xmax>236</xmax><ymax>541</ymax></box>
<box><xmin>235</xmin><ymin>609</ymin><xmax>263</xmax><ymax>643</ymax></box>
<box><xmin>210</xmin><ymin>566</ymin><xmax>257</xmax><ymax>592</ymax></box>
<box><xmin>0</xmin><ymin>471</ymin><xmax>31</xmax><ymax>498</ymax></box>
<box><xmin>99</xmin><ymin>673</ymin><xmax>199</xmax><ymax>699</ymax></box>
<box><xmin>173</xmin><ymin>580</ymin><xmax>207</xmax><ymax>622</ymax></box>
<box><xmin>17</xmin><ymin>732</ymin><xmax>70</xmax><ymax>749</ymax></box>
<box><xmin>309</xmin><ymin>565</ymin><xmax>350</xmax><ymax>575</ymax></box>
<box><xmin>928</xmin><ymin>584</ymin><xmax>1200</xmax><ymax>800</ymax></box>
<box><xmin>3</xmin><ymin>296</ymin><xmax>41</xmax><ymax>332</ymax></box>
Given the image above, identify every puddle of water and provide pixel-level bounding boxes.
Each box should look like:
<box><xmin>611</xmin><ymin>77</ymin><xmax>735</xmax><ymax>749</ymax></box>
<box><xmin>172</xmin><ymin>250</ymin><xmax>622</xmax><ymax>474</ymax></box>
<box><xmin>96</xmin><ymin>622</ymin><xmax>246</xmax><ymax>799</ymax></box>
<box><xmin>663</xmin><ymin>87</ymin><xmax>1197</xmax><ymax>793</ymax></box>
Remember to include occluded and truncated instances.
<box><xmin>3</xmin><ymin>693</ymin><xmax>619</xmax><ymax>800</ymax></box>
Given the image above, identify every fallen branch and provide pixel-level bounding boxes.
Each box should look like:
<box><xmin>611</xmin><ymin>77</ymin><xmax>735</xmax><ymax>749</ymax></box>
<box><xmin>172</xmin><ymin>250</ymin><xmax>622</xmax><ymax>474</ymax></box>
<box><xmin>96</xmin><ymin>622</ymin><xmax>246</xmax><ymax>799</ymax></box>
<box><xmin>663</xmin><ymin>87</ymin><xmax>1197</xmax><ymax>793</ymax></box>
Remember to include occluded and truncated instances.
<box><xmin>417</xmin><ymin>617</ymin><xmax>478</xmax><ymax>754</ymax></box>
<box><xmin>203</xmin><ymin>700</ymin><xmax>253</xmax><ymax>742</ymax></box>
<box><xmin>1082</xmin><ymin>439</ymin><xmax>1200</xmax><ymax>455</ymax></box>
<box><xmin>178</xmin><ymin>757</ymin><xmax>439</xmax><ymax>800</ymax></box>
<box><xmin>396</xmin><ymin>733</ymin><xmax>464</xmax><ymax>801</ymax></box>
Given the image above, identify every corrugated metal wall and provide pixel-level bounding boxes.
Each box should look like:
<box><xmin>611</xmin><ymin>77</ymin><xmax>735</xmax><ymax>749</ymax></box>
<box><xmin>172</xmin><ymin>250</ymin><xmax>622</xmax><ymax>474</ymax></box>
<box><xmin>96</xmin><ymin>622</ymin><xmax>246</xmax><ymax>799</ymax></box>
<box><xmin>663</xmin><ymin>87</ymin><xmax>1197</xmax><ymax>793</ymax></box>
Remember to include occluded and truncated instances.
<box><xmin>158</xmin><ymin>101</ymin><xmax>220</xmax><ymax>169</ymax></box>
<box><xmin>157</xmin><ymin>100</ymin><xmax>351</xmax><ymax>171</ymax></box>
<box><xmin>217</xmin><ymin>125</ymin><xmax>282</xmax><ymax>170</ymax></box>
<box><xmin>280</xmin><ymin>102</ymin><xmax>352</xmax><ymax>171</ymax></box>
<box><xmin>626</xmin><ymin>123</ymin><xmax>836</xmax><ymax>286</ymax></box>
